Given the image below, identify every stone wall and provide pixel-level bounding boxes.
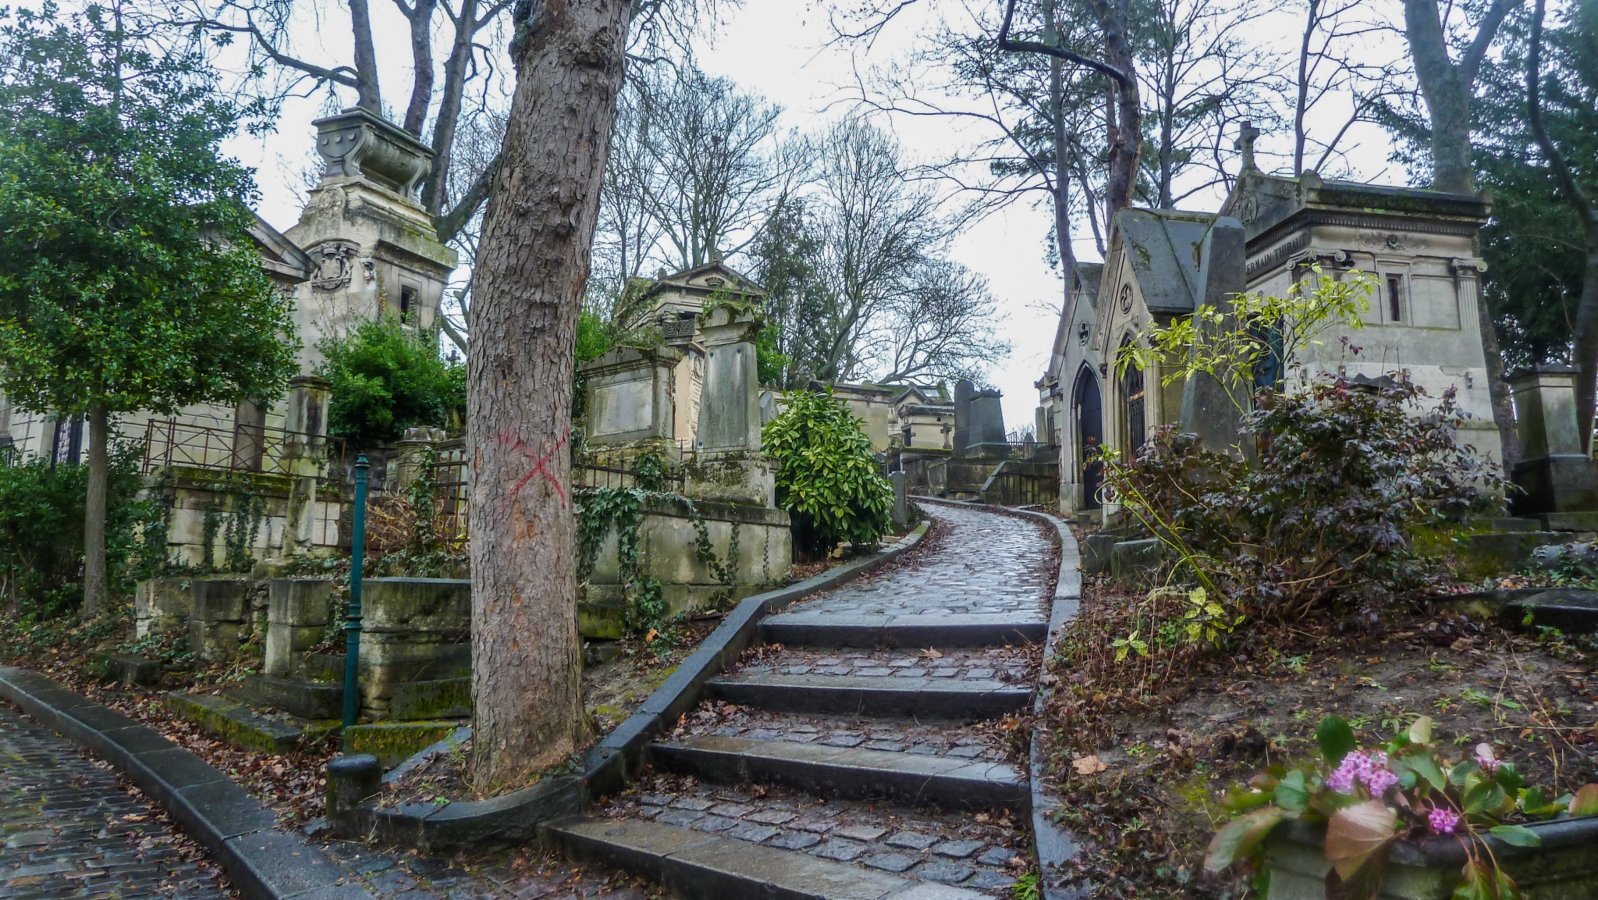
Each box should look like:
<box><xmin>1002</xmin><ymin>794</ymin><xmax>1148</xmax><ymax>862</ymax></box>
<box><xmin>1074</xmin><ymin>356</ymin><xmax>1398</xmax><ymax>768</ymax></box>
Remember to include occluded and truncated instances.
<box><xmin>580</xmin><ymin>497</ymin><xmax>792</xmax><ymax>639</ymax></box>
<box><xmin>358</xmin><ymin>578</ymin><xmax>471</xmax><ymax>717</ymax></box>
<box><xmin>159</xmin><ymin>468</ymin><xmax>340</xmax><ymax>568</ymax></box>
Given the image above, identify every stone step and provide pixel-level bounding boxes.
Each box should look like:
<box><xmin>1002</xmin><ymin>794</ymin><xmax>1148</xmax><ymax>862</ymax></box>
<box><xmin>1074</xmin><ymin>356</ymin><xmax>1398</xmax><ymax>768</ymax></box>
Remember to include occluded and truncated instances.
<box><xmin>548</xmin><ymin>816</ymin><xmax>990</xmax><ymax>900</ymax></box>
<box><xmin>705</xmin><ymin>673</ymin><xmax>1031</xmax><ymax>720</ymax></box>
<box><xmin>1505</xmin><ymin>588</ymin><xmax>1598</xmax><ymax>633</ymax></box>
<box><xmin>650</xmin><ymin>735</ymin><xmax>1026</xmax><ymax>812</ymax></box>
<box><xmin>163</xmin><ymin>691</ymin><xmax>337</xmax><ymax>754</ymax></box>
<box><xmin>239</xmin><ymin>674</ymin><xmax>343</xmax><ymax>720</ymax></box>
<box><xmin>759</xmin><ymin>613</ymin><xmax>1046</xmax><ymax>649</ymax></box>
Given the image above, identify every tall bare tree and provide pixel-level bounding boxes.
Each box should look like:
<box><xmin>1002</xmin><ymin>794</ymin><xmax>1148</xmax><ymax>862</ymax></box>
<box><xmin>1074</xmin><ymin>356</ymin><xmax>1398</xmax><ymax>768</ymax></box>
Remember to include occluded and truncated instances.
<box><xmin>999</xmin><ymin>0</ymin><xmax>1143</xmax><ymax>228</ymax></box>
<box><xmin>1137</xmin><ymin>0</ymin><xmax>1281</xmax><ymax>207</ymax></box>
<box><xmin>1291</xmin><ymin>0</ymin><xmax>1408</xmax><ymax>176</ymax></box>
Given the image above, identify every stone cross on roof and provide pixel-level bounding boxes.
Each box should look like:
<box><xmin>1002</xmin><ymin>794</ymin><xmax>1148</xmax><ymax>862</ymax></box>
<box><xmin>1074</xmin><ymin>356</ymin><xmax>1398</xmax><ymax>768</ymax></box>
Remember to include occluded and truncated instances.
<box><xmin>1235</xmin><ymin>120</ymin><xmax>1261</xmax><ymax>174</ymax></box>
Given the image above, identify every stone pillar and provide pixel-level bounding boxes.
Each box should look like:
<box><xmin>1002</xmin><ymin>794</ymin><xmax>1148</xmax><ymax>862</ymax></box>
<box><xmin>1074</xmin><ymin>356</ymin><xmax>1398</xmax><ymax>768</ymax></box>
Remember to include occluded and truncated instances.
<box><xmin>687</xmin><ymin>305</ymin><xmax>774</xmax><ymax>506</ymax></box>
<box><xmin>1178</xmin><ymin>217</ymin><xmax>1246</xmax><ymax>450</ymax></box>
<box><xmin>391</xmin><ymin>427</ymin><xmax>442</xmax><ymax>493</ymax></box>
<box><xmin>283</xmin><ymin>376</ymin><xmax>330</xmax><ymax>556</ymax></box>
<box><xmin>1507</xmin><ymin>366</ymin><xmax>1598</xmax><ymax>515</ymax></box>
<box><xmin>264</xmin><ymin>578</ymin><xmax>335</xmax><ymax>676</ymax></box>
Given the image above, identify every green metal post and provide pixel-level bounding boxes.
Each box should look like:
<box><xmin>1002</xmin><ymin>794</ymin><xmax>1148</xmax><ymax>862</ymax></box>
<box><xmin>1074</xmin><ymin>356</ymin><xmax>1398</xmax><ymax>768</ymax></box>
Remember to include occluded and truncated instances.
<box><xmin>341</xmin><ymin>454</ymin><xmax>370</xmax><ymax>734</ymax></box>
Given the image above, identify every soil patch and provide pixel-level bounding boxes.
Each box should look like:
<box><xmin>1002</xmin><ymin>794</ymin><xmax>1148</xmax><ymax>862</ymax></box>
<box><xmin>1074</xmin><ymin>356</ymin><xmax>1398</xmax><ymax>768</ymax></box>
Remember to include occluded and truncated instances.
<box><xmin>1040</xmin><ymin>573</ymin><xmax>1598</xmax><ymax>898</ymax></box>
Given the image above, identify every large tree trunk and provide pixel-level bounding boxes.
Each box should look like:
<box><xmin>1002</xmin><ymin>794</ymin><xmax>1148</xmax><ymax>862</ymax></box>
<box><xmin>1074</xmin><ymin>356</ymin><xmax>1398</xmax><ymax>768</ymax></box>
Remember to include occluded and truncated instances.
<box><xmin>1095</xmin><ymin>1</ymin><xmax>1142</xmax><ymax>222</ymax></box>
<box><xmin>81</xmin><ymin>403</ymin><xmax>109</xmax><ymax>620</ymax></box>
<box><xmin>349</xmin><ymin>0</ymin><xmax>383</xmax><ymax>113</ymax></box>
<box><xmin>467</xmin><ymin>0</ymin><xmax>631</xmax><ymax>792</ymax></box>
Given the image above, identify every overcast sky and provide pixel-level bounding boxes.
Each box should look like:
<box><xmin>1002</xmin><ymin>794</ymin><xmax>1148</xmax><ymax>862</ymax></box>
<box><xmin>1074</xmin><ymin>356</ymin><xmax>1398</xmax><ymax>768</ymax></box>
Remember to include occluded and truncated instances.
<box><xmin>215</xmin><ymin>0</ymin><xmax>1407</xmax><ymax>431</ymax></box>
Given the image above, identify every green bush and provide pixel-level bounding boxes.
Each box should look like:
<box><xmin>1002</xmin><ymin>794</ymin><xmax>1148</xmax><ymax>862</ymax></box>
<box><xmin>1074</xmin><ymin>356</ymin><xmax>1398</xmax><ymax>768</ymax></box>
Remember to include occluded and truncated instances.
<box><xmin>318</xmin><ymin>316</ymin><xmax>466</xmax><ymax>449</ymax></box>
<box><xmin>0</xmin><ymin>445</ymin><xmax>161</xmax><ymax>619</ymax></box>
<box><xmin>762</xmin><ymin>388</ymin><xmax>893</xmax><ymax>556</ymax></box>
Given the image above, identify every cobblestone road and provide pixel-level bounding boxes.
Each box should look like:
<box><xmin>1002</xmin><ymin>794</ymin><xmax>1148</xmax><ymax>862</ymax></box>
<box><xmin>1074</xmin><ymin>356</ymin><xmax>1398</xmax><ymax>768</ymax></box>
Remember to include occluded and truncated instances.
<box><xmin>784</xmin><ymin>503</ymin><xmax>1053</xmax><ymax>619</ymax></box>
<box><xmin>0</xmin><ymin>702</ymin><xmax>228</xmax><ymax>898</ymax></box>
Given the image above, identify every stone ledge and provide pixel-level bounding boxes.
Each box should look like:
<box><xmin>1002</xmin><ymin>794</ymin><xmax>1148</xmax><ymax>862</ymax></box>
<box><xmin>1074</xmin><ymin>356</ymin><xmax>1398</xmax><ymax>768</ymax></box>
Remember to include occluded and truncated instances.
<box><xmin>759</xmin><ymin>613</ymin><xmax>1048</xmax><ymax>649</ymax></box>
<box><xmin>704</xmin><ymin>673</ymin><xmax>1032</xmax><ymax>719</ymax></box>
<box><xmin>650</xmin><ymin>735</ymin><xmax>1026</xmax><ymax>811</ymax></box>
<box><xmin>547</xmin><ymin>816</ymin><xmax>989</xmax><ymax>900</ymax></box>
<box><xmin>328</xmin><ymin>521</ymin><xmax>932</xmax><ymax>855</ymax></box>
<box><xmin>0</xmin><ymin>666</ymin><xmax>374</xmax><ymax>900</ymax></box>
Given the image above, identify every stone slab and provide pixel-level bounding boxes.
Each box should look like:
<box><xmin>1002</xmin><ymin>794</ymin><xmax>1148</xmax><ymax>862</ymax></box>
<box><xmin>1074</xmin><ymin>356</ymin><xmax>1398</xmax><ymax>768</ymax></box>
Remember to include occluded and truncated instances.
<box><xmin>240</xmin><ymin>673</ymin><xmax>344</xmax><ymax>720</ymax></box>
<box><xmin>760</xmin><ymin>613</ymin><xmax>1047</xmax><ymax>649</ymax></box>
<box><xmin>706</xmin><ymin>673</ymin><xmax>1031</xmax><ymax>719</ymax></box>
<box><xmin>653</xmin><ymin>736</ymin><xmax>1025</xmax><ymax>811</ymax></box>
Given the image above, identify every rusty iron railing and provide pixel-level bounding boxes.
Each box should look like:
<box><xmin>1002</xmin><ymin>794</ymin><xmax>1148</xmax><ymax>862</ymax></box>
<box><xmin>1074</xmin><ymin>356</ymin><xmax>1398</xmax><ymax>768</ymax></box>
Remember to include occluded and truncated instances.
<box><xmin>140</xmin><ymin>418</ymin><xmax>343</xmax><ymax>479</ymax></box>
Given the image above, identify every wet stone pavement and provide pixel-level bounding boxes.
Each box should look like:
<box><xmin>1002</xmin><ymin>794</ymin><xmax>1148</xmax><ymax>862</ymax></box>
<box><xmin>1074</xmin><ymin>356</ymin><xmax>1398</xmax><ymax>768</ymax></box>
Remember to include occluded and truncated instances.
<box><xmin>0</xmin><ymin>701</ymin><xmax>647</xmax><ymax>899</ymax></box>
<box><xmin>781</xmin><ymin>503</ymin><xmax>1051</xmax><ymax>619</ymax></box>
<box><xmin>0</xmin><ymin>702</ymin><xmax>228</xmax><ymax>898</ymax></box>
<box><xmin>571</xmin><ymin>501</ymin><xmax>1058</xmax><ymax>897</ymax></box>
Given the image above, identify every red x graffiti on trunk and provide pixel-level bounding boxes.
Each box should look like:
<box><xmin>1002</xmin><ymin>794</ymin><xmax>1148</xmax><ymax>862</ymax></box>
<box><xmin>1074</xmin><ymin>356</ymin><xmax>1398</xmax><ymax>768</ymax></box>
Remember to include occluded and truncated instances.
<box><xmin>498</xmin><ymin>429</ymin><xmax>570</xmax><ymax>510</ymax></box>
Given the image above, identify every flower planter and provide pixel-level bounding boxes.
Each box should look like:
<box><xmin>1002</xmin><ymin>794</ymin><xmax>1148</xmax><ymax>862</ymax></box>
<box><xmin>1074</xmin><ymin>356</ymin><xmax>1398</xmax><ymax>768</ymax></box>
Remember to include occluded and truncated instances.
<box><xmin>1263</xmin><ymin>817</ymin><xmax>1598</xmax><ymax>899</ymax></box>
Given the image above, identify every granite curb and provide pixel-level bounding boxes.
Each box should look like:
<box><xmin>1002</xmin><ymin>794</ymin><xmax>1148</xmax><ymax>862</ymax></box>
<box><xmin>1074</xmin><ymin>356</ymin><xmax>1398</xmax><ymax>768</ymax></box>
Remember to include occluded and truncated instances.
<box><xmin>0</xmin><ymin>666</ymin><xmax>374</xmax><ymax>900</ymax></box>
<box><xmin>332</xmin><ymin>520</ymin><xmax>932</xmax><ymax>854</ymax></box>
<box><xmin>914</xmin><ymin>497</ymin><xmax>1088</xmax><ymax>900</ymax></box>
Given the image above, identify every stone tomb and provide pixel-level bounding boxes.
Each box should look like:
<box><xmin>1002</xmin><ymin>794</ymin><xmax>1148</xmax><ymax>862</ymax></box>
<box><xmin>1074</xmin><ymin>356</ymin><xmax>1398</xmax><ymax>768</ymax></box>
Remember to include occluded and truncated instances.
<box><xmin>583</xmin><ymin>345</ymin><xmax>683</xmax><ymax>447</ymax></box>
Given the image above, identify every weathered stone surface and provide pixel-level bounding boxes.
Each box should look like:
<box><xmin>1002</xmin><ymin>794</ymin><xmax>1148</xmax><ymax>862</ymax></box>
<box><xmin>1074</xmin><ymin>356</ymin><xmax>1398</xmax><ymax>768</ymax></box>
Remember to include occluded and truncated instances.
<box><xmin>162</xmin><ymin>691</ymin><xmax>333</xmax><ymax>754</ymax></box>
<box><xmin>239</xmin><ymin>673</ymin><xmax>343</xmax><ymax>720</ymax></box>
<box><xmin>1110</xmin><ymin>538</ymin><xmax>1165</xmax><ymax>581</ymax></box>
<box><xmin>133</xmin><ymin>577</ymin><xmax>192</xmax><ymax>639</ymax></box>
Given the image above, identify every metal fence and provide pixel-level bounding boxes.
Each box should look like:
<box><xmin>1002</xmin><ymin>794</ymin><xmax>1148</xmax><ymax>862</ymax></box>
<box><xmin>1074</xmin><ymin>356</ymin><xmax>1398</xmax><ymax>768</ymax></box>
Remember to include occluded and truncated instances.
<box><xmin>140</xmin><ymin>418</ymin><xmax>344</xmax><ymax>479</ymax></box>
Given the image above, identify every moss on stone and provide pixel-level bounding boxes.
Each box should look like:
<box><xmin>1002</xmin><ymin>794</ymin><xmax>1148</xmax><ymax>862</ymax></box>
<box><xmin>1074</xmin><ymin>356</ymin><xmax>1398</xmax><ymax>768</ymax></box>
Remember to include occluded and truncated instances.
<box><xmin>345</xmin><ymin>722</ymin><xmax>457</xmax><ymax>768</ymax></box>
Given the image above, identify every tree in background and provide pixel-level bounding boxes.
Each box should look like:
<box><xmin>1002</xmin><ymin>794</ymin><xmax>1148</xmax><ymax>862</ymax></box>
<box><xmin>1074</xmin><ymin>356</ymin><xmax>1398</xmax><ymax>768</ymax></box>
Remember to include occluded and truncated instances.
<box><xmin>0</xmin><ymin>3</ymin><xmax>298</xmax><ymax>619</ymax></box>
<box><xmin>1525</xmin><ymin>0</ymin><xmax>1598</xmax><ymax>451</ymax></box>
<box><xmin>318</xmin><ymin>316</ymin><xmax>467</xmax><ymax>450</ymax></box>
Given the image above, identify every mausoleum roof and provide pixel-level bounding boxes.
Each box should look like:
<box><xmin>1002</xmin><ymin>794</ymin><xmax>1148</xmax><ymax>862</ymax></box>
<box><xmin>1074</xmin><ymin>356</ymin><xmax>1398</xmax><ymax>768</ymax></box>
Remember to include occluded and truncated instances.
<box><xmin>1112</xmin><ymin>208</ymin><xmax>1215</xmax><ymax>315</ymax></box>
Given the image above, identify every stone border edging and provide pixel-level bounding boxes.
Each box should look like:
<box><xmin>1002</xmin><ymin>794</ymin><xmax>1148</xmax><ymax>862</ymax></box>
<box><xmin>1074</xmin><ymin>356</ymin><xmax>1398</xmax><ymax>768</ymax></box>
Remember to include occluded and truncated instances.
<box><xmin>333</xmin><ymin>520</ymin><xmax>932</xmax><ymax>854</ymax></box>
<box><xmin>0</xmin><ymin>667</ymin><xmax>373</xmax><ymax>900</ymax></box>
<box><xmin>915</xmin><ymin>497</ymin><xmax>1088</xmax><ymax>900</ymax></box>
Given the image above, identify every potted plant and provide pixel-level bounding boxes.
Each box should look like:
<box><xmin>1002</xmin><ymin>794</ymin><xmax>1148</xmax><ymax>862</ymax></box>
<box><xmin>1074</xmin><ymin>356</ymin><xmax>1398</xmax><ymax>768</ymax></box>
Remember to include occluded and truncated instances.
<box><xmin>1207</xmin><ymin>715</ymin><xmax>1598</xmax><ymax>899</ymax></box>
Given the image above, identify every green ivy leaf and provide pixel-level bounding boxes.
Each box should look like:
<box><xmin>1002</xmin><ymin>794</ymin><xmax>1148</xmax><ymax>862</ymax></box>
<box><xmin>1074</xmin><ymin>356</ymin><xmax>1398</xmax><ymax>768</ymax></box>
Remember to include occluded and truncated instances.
<box><xmin>1204</xmin><ymin>807</ymin><xmax>1285</xmax><ymax>873</ymax></box>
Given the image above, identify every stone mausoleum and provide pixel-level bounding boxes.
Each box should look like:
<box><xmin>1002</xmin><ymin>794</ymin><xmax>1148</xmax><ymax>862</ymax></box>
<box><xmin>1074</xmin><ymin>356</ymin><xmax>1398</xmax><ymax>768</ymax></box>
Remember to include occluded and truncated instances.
<box><xmin>1042</xmin><ymin>123</ymin><xmax>1501</xmax><ymax>517</ymax></box>
<box><xmin>0</xmin><ymin>108</ymin><xmax>459</xmax><ymax>562</ymax></box>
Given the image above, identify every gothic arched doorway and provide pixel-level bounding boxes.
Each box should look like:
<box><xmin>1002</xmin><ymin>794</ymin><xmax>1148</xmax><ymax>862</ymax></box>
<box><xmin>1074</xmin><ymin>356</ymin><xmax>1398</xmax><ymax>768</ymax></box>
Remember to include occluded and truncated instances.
<box><xmin>1073</xmin><ymin>366</ymin><xmax>1103</xmax><ymax>510</ymax></box>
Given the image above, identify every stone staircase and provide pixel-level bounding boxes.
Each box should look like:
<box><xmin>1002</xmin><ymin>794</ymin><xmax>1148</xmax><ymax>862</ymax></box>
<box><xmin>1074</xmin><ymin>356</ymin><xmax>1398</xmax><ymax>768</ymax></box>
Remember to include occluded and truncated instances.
<box><xmin>549</xmin><ymin>503</ymin><xmax>1053</xmax><ymax>899</ymax></box>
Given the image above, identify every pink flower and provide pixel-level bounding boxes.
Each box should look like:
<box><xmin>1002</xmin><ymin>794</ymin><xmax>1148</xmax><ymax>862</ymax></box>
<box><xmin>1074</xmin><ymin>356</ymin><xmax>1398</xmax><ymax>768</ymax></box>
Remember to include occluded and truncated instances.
<box><xmin>1327</xmin><ymin>750</ymin><xmax>1398</xmax><ymax>796</ymax></box>
<box><xmin>1428</xmin><ymin>806</ymin><xmax>1461</xmax><ymax>835</ymax></box>
<box><xmin>1474</xmin><ymin>743</ymin><xmax>1500</xmax><ymax>775</ymax></box>
<box><xmin>1364</xmin><ymin>767</ymin><xmax>1399</xmax><ymax>796</ymax></box>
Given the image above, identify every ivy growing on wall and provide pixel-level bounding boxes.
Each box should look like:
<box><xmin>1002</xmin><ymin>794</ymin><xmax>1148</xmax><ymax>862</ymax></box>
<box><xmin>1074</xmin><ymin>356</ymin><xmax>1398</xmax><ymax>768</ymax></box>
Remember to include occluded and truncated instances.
<box><xmin>196</xmin><ymin>472</ymin><xmax>267</xmax><ymax>574</ymax></box>
<box><xmin>574</xmin><ymin>450</ymin><xmax>741</xmax><ymax>637</ymax></box>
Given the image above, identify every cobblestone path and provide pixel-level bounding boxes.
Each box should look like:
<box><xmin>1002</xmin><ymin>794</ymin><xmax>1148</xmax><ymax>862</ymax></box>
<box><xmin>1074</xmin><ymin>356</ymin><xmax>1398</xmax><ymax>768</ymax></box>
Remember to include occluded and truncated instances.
<box><xmin>562</xmin><ymin>501</ymin><xmax>1058</xmax><ymax>899</ymax></box>
<box><xmin>0</xmin><ymin>702</ymin><xmax>228</xmax><ymax>898</ymax></box>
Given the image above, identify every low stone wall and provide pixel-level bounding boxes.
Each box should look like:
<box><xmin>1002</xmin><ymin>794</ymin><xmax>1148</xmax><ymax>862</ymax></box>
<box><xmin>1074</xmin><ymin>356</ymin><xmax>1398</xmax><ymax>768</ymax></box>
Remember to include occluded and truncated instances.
<box><xmin>155</xmin><ymin>467</ymin><xmax>342</xmax><ymax>568</ymax></box>
<box><xmin>580</xmin><ymin>497</ymin><xmax>792</xmax><ymax>639</ymax></box>
<box><xmin>359</xmin><ymin>578</ymin><xmax>471</xmax><ymax>717</ymax></box>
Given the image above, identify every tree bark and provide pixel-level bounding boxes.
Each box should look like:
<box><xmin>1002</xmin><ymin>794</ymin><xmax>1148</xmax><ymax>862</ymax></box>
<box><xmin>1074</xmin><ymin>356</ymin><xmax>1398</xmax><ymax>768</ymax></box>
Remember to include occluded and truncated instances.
<box><xmin>401</xmin><ymin>0</ymin><xmax>438</xmax><ymax>136</ymax></box>
<box><xmin>467</xmin><ymin>0</ymin><xmax>631</xmax><ymax>791</ymax></box>
<box><xmin>1475</xmin><ymin>287</ymin><xmax>1521</xmax><ymax>466</ymax></box>
<box><xmin>81</xmin><ymin>403</ymin><xmax>109</xmax><ymax>620</ymax></box>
